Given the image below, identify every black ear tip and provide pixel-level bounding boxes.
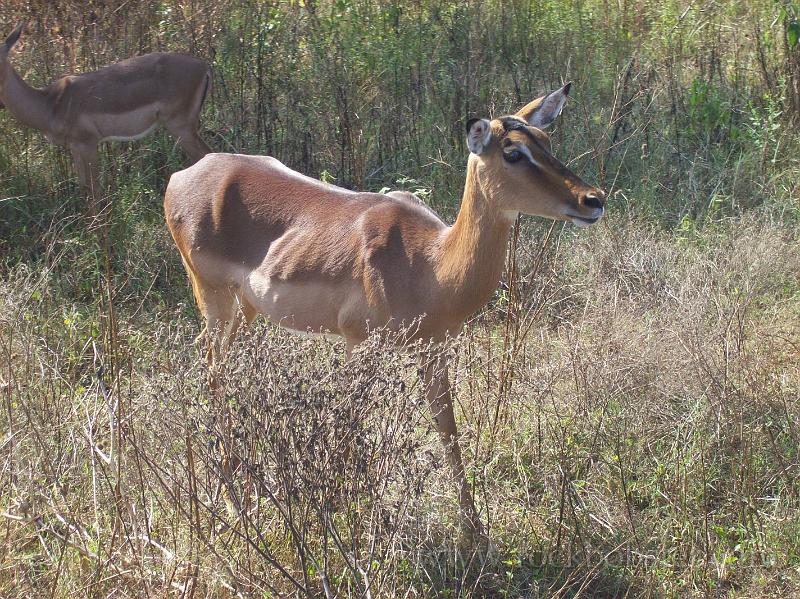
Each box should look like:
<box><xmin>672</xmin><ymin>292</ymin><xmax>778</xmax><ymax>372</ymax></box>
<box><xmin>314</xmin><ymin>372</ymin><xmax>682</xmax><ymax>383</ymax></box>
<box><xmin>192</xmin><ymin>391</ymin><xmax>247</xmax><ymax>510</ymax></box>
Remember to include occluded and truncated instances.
<box><xmin>466</xmin><ymin>117</ymin><xmax>480</xmax><ymax>133</ymax></box>
<box><xmin>562</xmin><ymin>81</ymin><xmax>572</xmax><ymax>95</ymax></box>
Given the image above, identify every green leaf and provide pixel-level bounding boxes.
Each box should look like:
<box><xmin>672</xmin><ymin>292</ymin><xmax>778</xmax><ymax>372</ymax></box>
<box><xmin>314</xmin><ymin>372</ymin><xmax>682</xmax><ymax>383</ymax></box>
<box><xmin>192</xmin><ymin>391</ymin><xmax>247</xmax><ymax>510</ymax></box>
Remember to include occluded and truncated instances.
<box><xmin>789</xmin><ymin>20</ymin><xmax>800</xmax><ymax>48</ymax></box>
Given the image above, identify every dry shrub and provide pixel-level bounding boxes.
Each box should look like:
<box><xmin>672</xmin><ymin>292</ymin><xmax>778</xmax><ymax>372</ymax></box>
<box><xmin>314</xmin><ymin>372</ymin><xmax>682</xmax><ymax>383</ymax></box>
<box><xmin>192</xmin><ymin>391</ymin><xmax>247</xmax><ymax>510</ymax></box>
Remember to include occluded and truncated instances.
<box><xmin>0</xmin><ymin>270</ymin><xmax>442</xmax><ymax>598</ymax></box>
<box><xmin>453</xmin><ymin>217</ymin><xmax>800</xmax><ymax>596</ymax></box>
<box><xmin>2</xmin><ymin>214</ymin><xmax>800</xmax><ymax>597</ymax></box>
<box><xmin>137</xmin><ymin>326</ymin><xmax>436</xmax><ymax>597</ymax></box>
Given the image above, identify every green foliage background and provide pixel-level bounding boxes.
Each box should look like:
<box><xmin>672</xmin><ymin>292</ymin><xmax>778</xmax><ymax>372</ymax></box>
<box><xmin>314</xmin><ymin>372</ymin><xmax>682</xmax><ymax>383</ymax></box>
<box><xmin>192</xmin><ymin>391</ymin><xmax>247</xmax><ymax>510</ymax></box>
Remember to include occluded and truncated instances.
<box><xmin>0</xmin><ymin>0</ymin><xmax>798</xmax><ymax>234</ymax></box>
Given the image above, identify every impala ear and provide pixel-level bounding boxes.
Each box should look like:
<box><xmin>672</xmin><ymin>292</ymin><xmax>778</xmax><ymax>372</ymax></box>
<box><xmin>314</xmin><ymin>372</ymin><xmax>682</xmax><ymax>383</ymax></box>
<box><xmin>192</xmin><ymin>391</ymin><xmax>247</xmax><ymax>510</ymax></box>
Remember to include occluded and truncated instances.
<box><xmin>466</xmin><ymin>118</ymin><xmax>492</xmax><ymax>155</ymax></box>
<box><xmin>516</xmin><ymin>81</ymin><xmax>572</xmax><ymax>129</ymax></box>
<box><xmin>3</xmin><ymin>22</ymin><xmax>25</xmax><ymax>51</ymax></box>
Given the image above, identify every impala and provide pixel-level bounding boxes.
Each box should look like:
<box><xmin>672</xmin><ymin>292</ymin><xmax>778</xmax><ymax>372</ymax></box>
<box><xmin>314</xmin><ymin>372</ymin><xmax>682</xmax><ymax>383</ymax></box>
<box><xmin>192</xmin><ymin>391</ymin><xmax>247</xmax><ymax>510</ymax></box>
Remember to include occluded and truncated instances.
<box><xmin>164</xmin><ymin>82</ymin><xmax>605</xmax><ymax>534</ymax></box>
<box><xmin>0</xmin><ymin>22</ymin><xmax>211</xmax><ymax>202</ymax></box>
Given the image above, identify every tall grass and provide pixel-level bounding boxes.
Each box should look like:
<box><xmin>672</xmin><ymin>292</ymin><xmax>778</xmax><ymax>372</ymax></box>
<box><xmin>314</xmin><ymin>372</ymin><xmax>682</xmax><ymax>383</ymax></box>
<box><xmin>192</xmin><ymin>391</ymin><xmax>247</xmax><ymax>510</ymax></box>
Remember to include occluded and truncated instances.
<box><xmin>1</xmin><ymin>0</ymin><xmax>799</xmax><ymax>597</ymax></box>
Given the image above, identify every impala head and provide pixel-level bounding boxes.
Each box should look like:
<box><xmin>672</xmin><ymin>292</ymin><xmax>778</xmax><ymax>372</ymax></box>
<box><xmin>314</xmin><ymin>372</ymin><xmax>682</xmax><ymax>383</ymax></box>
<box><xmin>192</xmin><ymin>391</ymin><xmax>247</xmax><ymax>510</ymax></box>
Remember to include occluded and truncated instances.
<box><xmin>0</xmin><ymin>22</ymin><xmax>24</xmax><ymax>90</ymax></box>
<box><xmin>466</xmin><ymin>82</ymin><xmax>605</xmax><ymax>227</ymax></box>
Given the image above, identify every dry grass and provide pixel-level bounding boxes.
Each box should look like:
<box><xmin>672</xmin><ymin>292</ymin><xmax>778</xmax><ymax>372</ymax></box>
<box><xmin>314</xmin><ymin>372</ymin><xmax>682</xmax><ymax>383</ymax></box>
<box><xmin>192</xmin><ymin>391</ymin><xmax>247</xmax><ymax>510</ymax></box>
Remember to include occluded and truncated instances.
<box><xmin>0</xmin><ymin>213</ymin><xmax>798</xmax><ymax>597</ymax></box>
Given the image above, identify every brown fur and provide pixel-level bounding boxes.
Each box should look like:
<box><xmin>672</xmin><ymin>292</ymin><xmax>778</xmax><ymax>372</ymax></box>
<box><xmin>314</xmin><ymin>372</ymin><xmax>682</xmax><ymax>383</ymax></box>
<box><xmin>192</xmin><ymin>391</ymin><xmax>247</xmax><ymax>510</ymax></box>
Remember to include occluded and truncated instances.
<box><xmin>165</xmin><ymin>92</ymin><xmax>606</xmax><ymax>536</ymax></box>
<box><xmin>164</xmin><ymin>101</ymin><xmax>605</xmax><ymax>346</ymax></box>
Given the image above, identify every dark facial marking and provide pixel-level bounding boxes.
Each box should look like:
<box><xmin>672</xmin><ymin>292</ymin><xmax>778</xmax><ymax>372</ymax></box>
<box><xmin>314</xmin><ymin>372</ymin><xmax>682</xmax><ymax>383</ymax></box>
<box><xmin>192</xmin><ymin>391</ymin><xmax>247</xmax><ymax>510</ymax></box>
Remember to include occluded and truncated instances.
<box><xmin>500</xmin><ymin>117</ymin><xmax>529</xmax><ymax>134</ymax></box>
<box><xmin>499</xmin><ymin>115</ymin><xmax>581</xmax><ymax>188</ymax></box>
<box><xmin>500</xmin><ymin>116</ymin><xmax>550</xmax><ymax>154</ymax></box>
<box><xmin>466</xmin><ymin>117</ymin><xmax>481</xmax><ymax>133</ymax></box>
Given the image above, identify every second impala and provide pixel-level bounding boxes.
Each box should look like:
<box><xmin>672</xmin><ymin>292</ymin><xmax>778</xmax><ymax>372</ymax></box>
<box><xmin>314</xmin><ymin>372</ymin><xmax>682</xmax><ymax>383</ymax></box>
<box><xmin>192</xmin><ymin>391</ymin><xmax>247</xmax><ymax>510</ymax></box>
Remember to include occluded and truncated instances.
<box><xmin>0</xmin><ymin>23</ymin><xmax>211</xmax><ymax>201</ymax></box>
<box><xmin>164</xmin><ymin>82</ymin><xmax>605</xmax><ymax>534</ymax></box>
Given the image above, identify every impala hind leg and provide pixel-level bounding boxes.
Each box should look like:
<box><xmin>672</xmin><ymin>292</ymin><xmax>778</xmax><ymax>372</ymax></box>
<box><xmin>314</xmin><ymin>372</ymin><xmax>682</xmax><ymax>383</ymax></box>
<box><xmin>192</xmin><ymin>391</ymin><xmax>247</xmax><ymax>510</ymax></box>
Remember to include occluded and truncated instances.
<box><xmin>184</xmin><ymin>270</ymin><xmax>257</xmax><ymax>373</ymax></box>
<box><xmin>194</xmin><ymin>284</ymin><xmax>238</xmax><ymax>368</ymax></box>
<box><xmin>163</xmin><ymin>118</ymin><xmax>212</xmax><ymax>164</ymax></box>
<box><xmin>69</xmin><ymin>142</ymin><xmax>101</xmax><ymax>214</ymax></box>
<box><xmin>226</xmin><ymin>298</ymin><xmax>258</xmax><ymax>345</ymax></box>
<box><xmin>163</xmin><ymin>69</ymin><xmax>212</xmax><ymax>164</ymax></box>
<box><xmin>184</xmin><ymin>272</ymin><xmax>257</xmax><ymax>516</ymax></box>
<box><xmin>420</xmin><ymin>351</ymin><xmax>485</xmax><ymax>539</ymax></box>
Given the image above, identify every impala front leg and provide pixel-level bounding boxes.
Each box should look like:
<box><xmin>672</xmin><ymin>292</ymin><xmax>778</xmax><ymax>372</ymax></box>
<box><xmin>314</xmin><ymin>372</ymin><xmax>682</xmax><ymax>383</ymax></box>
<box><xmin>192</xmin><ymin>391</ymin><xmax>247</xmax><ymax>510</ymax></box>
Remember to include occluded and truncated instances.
<box><xmin>69</xmin><ymin>142</ymin><xmax>101</xmax><ymax>214</ymax></box>
<box><xmin>420</xmin><ymin>350</ymin><xmax>484</xmax><ymax>538</ymax></box>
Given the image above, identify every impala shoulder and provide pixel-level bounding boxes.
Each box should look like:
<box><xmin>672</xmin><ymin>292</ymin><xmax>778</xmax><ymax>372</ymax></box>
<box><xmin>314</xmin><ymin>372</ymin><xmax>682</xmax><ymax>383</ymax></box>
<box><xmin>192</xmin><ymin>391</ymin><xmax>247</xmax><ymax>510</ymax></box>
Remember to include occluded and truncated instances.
<box><xmin>46</xmin><ymin>75</ymin><xmax>73</xmax><ymax>104</ymax></box>
<box><xmin>356</xmin><ymin>198</ymin><xmax>442</xmax><ymax>259</ymax></box>
<box><xmin>385</xmin><ymin>190</ymin><xmax>445</xmax><ymax>224</ymax></box>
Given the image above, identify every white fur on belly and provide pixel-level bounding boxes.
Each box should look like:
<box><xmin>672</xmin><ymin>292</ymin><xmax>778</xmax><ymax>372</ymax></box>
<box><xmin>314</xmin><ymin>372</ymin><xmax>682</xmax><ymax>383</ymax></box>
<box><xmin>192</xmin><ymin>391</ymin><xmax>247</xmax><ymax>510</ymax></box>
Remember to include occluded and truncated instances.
<box><xmin>100</xmin><ymin>122</ymin><xmax>157</xmax><ymax>143</ymax></box>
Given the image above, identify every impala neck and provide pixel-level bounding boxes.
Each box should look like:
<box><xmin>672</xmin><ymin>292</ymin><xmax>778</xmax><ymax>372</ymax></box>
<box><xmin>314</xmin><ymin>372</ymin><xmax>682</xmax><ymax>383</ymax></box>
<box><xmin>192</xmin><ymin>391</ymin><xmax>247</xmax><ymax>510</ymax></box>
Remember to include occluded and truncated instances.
<box><xmin>436</xmin><ymin>155</ymin><xmax>516</xmax><ymax>317</ymax></box>
<box><xmin>0</xmin><ymin>66</ymin><xmax>50</xmax><ymax>132</ymax></box>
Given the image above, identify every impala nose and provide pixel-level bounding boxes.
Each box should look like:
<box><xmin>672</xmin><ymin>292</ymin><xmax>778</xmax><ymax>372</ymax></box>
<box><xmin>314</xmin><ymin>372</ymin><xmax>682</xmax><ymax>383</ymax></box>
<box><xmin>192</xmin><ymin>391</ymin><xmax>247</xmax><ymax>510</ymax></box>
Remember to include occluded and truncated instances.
<box><xmin>581</xmin><ymin>190</ymin><xmax>605</xmax><ymax>210</ymax></box>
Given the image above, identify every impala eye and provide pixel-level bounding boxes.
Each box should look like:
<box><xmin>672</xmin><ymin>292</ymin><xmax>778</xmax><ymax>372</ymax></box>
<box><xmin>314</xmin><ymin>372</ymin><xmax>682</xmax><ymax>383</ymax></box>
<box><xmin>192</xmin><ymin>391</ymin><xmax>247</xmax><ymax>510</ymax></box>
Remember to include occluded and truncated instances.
<box><xmin>503</xmin><ymin>149</ymin><xmax>523</xmax><ymax>163</ymax></box>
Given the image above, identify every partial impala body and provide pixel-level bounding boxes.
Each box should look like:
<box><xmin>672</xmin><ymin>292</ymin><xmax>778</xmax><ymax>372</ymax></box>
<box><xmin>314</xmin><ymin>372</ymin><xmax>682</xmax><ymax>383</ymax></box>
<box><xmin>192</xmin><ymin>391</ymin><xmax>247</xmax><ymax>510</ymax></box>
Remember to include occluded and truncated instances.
<box><xmin>0</xmin><ymin>23</ymin><xmax>211</xmax><ymax>201</ymax></box>
<box><xmin>165</xmin><ymin>82</ymin><xmax>605</xmax><ymax>534</ymax></box>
